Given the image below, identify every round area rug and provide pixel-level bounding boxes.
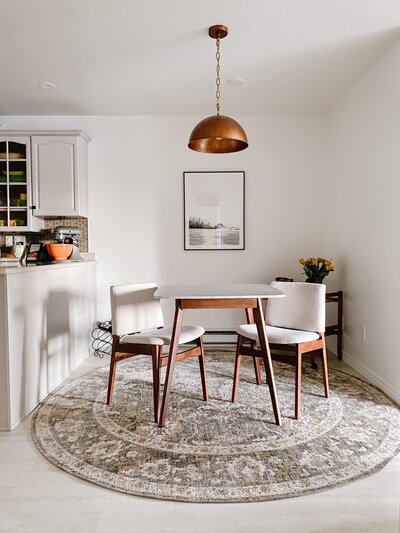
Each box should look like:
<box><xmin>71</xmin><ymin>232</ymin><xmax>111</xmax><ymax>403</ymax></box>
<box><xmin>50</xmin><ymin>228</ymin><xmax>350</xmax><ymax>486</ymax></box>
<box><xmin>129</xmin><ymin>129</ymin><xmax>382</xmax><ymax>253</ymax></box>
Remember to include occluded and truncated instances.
<box><xmin>32</xmin><ymin>352</ymin><xmax>400</xmax><ymax>503</ymax></box>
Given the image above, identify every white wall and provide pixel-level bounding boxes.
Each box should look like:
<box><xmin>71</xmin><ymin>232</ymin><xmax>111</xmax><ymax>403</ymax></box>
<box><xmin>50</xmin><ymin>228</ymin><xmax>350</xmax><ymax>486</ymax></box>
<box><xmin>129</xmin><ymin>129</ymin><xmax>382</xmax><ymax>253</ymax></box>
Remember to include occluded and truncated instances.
<box><xmin>325</xmin><ymin>37</ymin><xmax>400</xmax><ymax>402</ymax></box>
<box><xmin>1</xmin><ymin>115</ymin><xmax>326</xmax><ymax>328</ymax></box>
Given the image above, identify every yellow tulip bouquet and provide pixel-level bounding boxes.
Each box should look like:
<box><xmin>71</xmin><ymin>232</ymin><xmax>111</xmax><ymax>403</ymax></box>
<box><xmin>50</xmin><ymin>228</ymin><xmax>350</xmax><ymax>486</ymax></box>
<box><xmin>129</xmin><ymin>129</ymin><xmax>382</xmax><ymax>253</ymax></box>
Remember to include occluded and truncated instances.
<box><xmin>299</xmin><ymin>257</ymin><xmax>334</xmax><ymax>284</ymax></box>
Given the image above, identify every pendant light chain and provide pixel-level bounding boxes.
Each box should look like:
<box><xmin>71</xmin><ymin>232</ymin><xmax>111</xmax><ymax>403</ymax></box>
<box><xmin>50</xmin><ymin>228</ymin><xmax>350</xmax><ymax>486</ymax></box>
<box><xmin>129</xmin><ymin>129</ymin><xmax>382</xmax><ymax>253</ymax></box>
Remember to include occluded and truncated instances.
<box><xmin>215</xmin><ymin>37</ymin><xmax>221</xmax><ymax>115</ymax></box>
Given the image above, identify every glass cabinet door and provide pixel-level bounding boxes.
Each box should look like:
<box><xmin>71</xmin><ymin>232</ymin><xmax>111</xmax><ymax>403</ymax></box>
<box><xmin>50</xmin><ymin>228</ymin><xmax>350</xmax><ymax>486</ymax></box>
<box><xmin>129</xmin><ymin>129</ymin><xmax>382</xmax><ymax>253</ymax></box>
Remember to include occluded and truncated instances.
<box><xmin>0</xmin><ymin>139</ymin><xmax>29</xmax><ymax>230</ymax></box>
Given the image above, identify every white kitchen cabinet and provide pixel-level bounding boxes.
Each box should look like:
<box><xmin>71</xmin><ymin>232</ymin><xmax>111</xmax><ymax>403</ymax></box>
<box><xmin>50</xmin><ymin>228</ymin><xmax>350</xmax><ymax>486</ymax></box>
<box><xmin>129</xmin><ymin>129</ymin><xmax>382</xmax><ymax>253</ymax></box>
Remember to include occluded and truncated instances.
<box><xmin>0</xmin><ymin>136</ymin><xmax>42</xmax><ymax>231</ymax></box>
<box><xmin>0</xmin><ymin>131</ymin><xmax>89</xmax><ymax>229</ymax></box>
<box><xmin>31</xmin><ymin>132</ymin><xmax>89</xmax><ymax>217</ymax></box>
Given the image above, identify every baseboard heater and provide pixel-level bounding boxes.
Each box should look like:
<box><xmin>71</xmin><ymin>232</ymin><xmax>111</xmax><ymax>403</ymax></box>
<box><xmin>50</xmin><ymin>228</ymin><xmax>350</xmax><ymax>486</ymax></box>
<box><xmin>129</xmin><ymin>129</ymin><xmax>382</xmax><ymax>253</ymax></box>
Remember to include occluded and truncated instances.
<box><xmin>204</xmin><ymin>329</ymin><xmax>237</xmax><ymax>345</ymax></box>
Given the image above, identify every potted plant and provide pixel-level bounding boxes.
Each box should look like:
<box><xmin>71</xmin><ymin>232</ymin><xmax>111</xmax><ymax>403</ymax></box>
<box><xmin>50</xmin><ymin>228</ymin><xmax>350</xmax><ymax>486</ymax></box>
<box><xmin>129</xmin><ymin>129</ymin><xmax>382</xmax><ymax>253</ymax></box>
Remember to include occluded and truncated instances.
<box><xmin>299</xmin><ymin>257</ymin><xmax>334</xmax><ymax>283</ymax></box>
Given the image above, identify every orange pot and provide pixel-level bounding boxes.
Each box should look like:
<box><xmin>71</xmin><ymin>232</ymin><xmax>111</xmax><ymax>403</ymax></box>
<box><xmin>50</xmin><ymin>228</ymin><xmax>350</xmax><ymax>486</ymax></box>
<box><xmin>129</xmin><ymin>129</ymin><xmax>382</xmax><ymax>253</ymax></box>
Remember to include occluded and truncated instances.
<box><xmin>47</xmin><ymin>243</ymin><xmax>73</xmax><ymax>261</ymax></box>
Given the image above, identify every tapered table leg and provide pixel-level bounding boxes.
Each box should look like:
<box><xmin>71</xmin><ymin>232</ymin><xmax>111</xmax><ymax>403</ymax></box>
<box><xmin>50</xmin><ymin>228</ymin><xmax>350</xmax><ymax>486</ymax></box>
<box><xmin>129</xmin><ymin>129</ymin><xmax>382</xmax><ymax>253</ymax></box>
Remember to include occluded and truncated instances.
<box><xmin>253</xmin><ymin>298</ymin><xmax>282</xmax><ymax>426</ymax></box>
<box><xmin>158</xmin><ymin>299</ymin><xmax>183</xmax><ymax>427</ymax></box>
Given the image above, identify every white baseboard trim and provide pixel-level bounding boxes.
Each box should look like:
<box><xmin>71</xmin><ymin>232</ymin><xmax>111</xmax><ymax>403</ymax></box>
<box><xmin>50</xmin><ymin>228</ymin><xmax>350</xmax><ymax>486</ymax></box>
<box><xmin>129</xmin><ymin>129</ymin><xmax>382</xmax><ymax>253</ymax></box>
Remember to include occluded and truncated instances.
<box><xmin>204</xmin><ymin>329</ymin><xmax>236</xmax><ymax>345</ymax></box>
<box><xmin>342</xmin><ymin>350</ymin><xmax>400</xmax><ymax>404</ymax></box>
<box><xmin>326</xmin><ymin>337</ymin><xmax>338</xmax><ymax>357</ymax></box>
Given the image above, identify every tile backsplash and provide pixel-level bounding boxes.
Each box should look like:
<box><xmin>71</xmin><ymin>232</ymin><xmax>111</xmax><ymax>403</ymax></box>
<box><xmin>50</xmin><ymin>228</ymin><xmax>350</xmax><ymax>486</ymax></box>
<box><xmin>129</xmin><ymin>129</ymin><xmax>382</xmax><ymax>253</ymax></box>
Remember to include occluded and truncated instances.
<box><xmin>0</xmin><ymin>217</ymin><xmax>89</xmax><ymax>252</ymax></box>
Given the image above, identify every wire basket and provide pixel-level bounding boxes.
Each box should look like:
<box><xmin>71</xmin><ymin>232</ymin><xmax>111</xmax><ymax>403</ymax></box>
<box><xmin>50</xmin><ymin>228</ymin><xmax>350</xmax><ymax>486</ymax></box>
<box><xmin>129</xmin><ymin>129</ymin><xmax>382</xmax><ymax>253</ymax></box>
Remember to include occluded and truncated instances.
<box><xmin>91</xmin><ymin>320</ymin><xmax>112</xmax><ymax>358</ymax></box>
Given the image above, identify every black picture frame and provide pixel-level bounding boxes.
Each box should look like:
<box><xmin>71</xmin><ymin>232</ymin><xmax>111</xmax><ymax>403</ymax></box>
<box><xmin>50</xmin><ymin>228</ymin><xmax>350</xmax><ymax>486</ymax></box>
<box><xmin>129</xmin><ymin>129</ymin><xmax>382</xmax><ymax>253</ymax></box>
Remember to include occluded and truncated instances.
<box><xmin>183</xmin><ymin>171</ymin><xmax>245</xmax><ymax>251</ymax></box>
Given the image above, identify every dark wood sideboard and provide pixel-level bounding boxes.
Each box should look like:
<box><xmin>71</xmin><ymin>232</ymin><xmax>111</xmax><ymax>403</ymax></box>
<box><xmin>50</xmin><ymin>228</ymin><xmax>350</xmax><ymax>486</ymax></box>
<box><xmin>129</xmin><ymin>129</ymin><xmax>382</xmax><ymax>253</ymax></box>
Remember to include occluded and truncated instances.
<box><xmin>325</xmin><ymin>291</ymin><xmax>343</xmax><ymax>360</ymax></box>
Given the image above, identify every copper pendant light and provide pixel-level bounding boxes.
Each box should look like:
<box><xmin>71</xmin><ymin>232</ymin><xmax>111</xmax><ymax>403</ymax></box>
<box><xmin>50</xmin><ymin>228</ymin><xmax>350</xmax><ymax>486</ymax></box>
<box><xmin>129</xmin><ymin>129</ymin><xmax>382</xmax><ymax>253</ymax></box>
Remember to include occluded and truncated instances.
<box><xmin>188</xmin><ymin>25</ymin><xmax>248</xmax><ymax>154</ymax></box>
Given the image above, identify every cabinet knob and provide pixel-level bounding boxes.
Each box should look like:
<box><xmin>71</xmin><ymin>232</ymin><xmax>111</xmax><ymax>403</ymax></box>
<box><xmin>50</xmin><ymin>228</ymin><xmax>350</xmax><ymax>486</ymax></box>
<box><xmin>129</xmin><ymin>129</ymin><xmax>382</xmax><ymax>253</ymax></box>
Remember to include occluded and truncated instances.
<box><xmin>30</xmin><ymin>205</ymin><xmax>36</xmax><ymax>210</ymax></box>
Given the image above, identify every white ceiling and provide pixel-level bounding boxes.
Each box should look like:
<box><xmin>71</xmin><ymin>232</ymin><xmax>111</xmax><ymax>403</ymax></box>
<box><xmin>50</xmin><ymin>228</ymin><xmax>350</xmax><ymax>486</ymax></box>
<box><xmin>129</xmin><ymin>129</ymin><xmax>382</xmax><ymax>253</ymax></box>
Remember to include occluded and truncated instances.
<box><xmin>1</xmin><ymin>0</ymin><xmax>400</xmax><ymax>115</ymax></box>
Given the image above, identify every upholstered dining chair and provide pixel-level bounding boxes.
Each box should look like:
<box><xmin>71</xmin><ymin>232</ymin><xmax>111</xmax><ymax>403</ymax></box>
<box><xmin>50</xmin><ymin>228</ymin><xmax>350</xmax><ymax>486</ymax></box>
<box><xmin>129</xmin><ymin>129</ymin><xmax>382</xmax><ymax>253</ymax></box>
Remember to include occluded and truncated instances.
<box><xmin>107</xmin><ymin>283</ymin><xmax>208</xmax><ymax>423</ymax></box>
<box><xmin>232</xmin><ymin>281</ymin><xmax>329</xmax><ymax>419</ymax></box>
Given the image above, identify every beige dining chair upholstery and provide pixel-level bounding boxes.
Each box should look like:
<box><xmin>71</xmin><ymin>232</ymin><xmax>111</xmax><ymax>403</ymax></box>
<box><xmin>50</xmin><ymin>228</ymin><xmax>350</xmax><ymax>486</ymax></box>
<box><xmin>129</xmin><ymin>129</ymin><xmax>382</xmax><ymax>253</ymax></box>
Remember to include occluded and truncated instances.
<box><xmin>107</xmin><ymin>283</ymin><xmax>208</xmax><ymax>423</ymax></box>
<box><xmin>232</xmin><ymin>281</ymin><xmax>329</xmax><ymax>419</ymax></box>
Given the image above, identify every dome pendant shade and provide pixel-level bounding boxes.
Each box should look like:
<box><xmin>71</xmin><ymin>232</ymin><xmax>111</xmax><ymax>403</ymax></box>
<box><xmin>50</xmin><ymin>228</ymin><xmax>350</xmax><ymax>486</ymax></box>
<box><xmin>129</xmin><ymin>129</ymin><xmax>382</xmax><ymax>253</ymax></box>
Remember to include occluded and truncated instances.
<box><xmin>188</xmin><ymin>114</ymin><xmax>248</xmax><ymax>153</ymax></box>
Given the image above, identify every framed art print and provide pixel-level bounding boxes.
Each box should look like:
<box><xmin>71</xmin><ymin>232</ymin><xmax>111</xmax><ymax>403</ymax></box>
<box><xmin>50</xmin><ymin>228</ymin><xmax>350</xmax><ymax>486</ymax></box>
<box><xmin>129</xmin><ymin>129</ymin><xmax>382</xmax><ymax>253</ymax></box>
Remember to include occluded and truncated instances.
<box><xmin>183</xmin><ymin>171</ymin><xmax>245</xmax><ymax>250</ymax></box>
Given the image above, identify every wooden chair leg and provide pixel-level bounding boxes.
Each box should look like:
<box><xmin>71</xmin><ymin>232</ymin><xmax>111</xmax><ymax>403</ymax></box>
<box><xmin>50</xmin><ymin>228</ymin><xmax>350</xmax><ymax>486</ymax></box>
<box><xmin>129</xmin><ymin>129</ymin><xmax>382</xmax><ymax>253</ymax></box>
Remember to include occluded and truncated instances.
<box><xmin>246</xmin><ymin>310</ymin><xmax>262</xmax><ymax>386</ymax></box>
<box><xmin>310</xmin><ymin>353</ymin><xmax>318</xmax><ymax>370</ymax></box>
<box><xmin>252</xmin><ymin>343</ymin><xmax>262</xmax><ymax>385</ymax></box>
<box><xmin>232</xmin><ymin>335</ymin><xmax>244</xmax><ymax>402</ymax></box>
<box><xmin>158</xmin><ymin>350</ymin><xmax>163</xmax><ymax>387</ymax></box>
<box><xmin>106</xmin><ymin>336</ymin><xmax>120</xmax><ymax>405</ymax></box>
<box><xmin>295</xmin><ymin>345</ymin><xmax>302</xmax><ymax>420</ymax></box>
<box><xmin>321</xmin><ymin>334</ymin><xmax>330</xmax><ymax>398</ymax></box>
<box><xmin>106</xmin><ymin>353</ymin><xmax>117</xmax><ymax>405</ymax></box>
<box><xmin>151</xmin><ymin>346</ymin><xmax>161</xmax><ymax>423</ymax></box>
<box><xmin>197</xmin><ymin>336</ymin><xmax>208</xmax><ymax>401</ymax></box>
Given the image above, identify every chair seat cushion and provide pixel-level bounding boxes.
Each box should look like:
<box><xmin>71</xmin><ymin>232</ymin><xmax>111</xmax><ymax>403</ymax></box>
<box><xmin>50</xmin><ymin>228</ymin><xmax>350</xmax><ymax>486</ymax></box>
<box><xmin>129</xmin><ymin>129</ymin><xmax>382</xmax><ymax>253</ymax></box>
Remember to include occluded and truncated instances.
<box><xmin>236</xmin><ymin>324</ymin><xmax>320</xmax><ymax>344</ymax></box>
<box><xmin>120</xmin><ymin>325</ymin><xmax>205</xmax><ymax>346</ymax></box>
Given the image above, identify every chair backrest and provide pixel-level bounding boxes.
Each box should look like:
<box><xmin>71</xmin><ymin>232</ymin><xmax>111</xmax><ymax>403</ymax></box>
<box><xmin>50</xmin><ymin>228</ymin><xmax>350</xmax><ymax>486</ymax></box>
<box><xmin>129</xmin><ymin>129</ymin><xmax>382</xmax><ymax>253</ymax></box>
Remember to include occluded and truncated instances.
<box><xmin>265</xmin><ymin>281</ymin><xmax>326</xmax><ymax>333</ymax></box>
<box><xmin>110</xmin><ymin>283</ymin><xmax>164</xmax><ymax>336</ymax></box>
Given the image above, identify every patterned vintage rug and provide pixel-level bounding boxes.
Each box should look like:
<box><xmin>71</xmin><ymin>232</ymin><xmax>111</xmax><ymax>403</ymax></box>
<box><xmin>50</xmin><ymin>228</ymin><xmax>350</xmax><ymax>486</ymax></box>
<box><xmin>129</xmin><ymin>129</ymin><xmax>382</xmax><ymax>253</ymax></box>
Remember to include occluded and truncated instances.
<box><xmin>32</xmin><ymin>352</ymin><xmax>400</xmax><ymax>503</ymax></box>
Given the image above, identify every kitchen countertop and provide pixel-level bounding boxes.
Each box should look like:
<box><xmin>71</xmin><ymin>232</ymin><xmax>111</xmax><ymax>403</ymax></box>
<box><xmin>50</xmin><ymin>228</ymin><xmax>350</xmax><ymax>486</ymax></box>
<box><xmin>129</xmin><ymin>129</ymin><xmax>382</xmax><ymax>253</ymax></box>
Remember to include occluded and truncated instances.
<box><xmin>0</xmin><ymin>260</ymin><xmax>96</xmax><ymax>275</ymax></box>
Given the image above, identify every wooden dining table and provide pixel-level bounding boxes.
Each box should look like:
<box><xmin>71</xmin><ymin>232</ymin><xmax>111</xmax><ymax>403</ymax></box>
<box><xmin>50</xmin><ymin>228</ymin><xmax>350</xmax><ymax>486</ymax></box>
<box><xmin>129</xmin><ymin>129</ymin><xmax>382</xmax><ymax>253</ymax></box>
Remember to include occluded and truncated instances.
<box><xmin>154</xmin><ymin>284</ymin><xmax>285</xmax><ymax>427</ymax></box>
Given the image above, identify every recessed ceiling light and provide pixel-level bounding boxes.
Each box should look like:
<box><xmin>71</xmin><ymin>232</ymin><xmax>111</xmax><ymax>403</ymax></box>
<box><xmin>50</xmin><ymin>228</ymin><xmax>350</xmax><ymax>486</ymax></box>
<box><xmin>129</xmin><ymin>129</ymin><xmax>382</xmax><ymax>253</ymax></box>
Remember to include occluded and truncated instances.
<box><xmin>228</xmin><ymin>78</ymin><xmax>245</xmax><ymax>86</ymax></box>
<box><xmin>38</xmin><ymin>82</ymin><xmax>56</xmax><ymax>90</ymax></box>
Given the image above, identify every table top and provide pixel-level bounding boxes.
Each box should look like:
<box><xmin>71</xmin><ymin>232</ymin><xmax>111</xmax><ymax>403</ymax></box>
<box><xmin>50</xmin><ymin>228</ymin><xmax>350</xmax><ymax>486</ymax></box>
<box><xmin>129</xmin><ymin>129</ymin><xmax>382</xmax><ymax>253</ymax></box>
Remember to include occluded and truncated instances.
<box><xmin>155</xmin><ymin>284</ymin><xmax>285</xmax><ymax>299</ymax></box>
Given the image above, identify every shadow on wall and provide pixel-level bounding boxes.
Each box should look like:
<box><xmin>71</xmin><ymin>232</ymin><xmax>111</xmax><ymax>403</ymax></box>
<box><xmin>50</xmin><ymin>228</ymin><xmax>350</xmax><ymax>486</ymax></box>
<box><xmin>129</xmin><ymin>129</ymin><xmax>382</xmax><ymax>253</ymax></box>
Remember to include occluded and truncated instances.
<box><xmin>16</xmin><ymin>290</ymin><xmax>73</xmax><ymax>417</ymax></box>
<box><xmin>41</xmin><ymin>290</ymin><xmax>72</xmax><ymax>397</ymax></box>
<box><xmin>42</xmin><ymin>289</ymin><xmax>94</xmax><ymax>389</ymax></box>
<box><xmin>14</xmin><ymin>288</ymin><xmax>94</xmax><ymax>419</ymax></box>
